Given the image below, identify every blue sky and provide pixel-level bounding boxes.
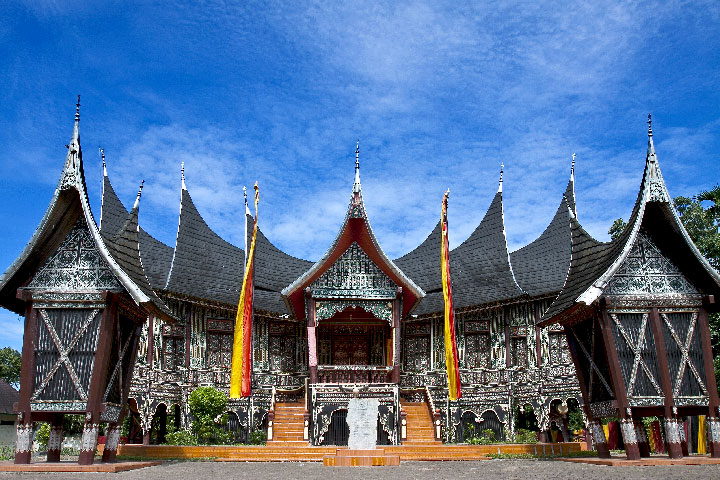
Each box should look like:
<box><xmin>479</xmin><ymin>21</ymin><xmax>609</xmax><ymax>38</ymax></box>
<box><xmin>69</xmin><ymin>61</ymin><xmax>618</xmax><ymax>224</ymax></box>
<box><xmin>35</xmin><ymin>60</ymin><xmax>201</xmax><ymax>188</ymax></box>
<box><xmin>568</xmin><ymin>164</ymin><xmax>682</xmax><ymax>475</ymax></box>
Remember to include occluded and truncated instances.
<box><xmin>1</xmin><ymin>1</ymin><xmax>719</xmax><ymax>351</ymax></box>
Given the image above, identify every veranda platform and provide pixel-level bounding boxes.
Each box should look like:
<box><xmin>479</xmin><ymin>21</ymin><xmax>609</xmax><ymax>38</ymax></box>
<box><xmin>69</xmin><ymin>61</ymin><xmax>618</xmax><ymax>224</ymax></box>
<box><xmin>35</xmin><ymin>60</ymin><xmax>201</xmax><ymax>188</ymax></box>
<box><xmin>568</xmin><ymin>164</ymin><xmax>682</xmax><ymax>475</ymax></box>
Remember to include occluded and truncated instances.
<box><xmin>559</xmin><ymin>455</ymin><xmax>720</xmax><ymax>466</ymax></box>
<box><xmin>0</xmin><ymin>460</ymin><xmax>162</xmax><ymax>473</ymax></box>
<box><xmin>116</xmin><ymin>442</ymin><xmax>579</xmax><ymax>462</ymax></box>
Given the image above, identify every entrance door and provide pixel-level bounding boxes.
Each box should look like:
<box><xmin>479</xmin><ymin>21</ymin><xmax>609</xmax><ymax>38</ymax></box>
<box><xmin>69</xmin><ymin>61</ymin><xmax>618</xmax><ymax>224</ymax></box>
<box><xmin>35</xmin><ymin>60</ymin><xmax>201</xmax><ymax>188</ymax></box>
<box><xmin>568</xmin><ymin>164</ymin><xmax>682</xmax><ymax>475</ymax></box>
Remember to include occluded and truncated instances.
<box><xmin>332</xmin><ymin>335</ymin><xmax>369</xmax><ymax>365</ymax></box>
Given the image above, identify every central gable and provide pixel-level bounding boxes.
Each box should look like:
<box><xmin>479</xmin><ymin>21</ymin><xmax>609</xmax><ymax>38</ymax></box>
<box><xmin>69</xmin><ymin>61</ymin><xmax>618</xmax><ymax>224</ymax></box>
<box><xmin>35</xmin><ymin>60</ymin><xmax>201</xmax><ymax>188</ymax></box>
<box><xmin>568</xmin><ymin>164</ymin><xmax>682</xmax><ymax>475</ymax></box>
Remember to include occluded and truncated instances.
<box><xmin>311</xmin><ymin>242</ymin><xmax>397</xmax><ymax>299</ymax></box>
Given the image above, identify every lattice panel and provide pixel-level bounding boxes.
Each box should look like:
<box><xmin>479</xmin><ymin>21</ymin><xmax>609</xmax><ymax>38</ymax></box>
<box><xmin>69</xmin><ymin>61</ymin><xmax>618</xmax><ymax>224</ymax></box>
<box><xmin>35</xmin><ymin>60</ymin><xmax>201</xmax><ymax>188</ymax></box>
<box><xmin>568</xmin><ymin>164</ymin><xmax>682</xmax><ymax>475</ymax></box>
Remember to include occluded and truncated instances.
<box><xmin>311</xmin><ymin>242</ymin><xmax>397</xmax><ymax>298</ymax></box>
<box><xmin>605</xmin><ymin>231</ymin><xmax>698</xmax><ymax>296</ymax></box>
<box><xmin>609</xmin><ymin>312</ymin><xmax>664</xmax><ymax>402</ymax></box>
<box><xmin>661</xmin><ymin>311</ymin><xmax>708</xmax><ymax>400</ymax></box>
<box><xmin>27</xmin><ymin>216</ymin><xmax>121</xmax><ymax>291</ymax></box>
<box><xmin>33</xmin><ymin>308</ymin><xmax>101</xmax><ymax>403</ymax></box>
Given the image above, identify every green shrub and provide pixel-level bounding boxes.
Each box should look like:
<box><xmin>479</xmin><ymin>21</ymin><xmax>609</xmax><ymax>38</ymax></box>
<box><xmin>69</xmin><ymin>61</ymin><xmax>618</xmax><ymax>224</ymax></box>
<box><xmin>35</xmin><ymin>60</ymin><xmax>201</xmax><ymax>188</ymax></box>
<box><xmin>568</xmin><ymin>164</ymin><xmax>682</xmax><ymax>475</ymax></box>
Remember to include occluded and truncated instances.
<box><xmin>513</xmin><ymin>428</ymin><xmax>538</xmax><ymax>444</ymax></box>
<box><xmin>0</xmin><ymin>445</ymin><xmax>14</xmax><ymax>461</ymax></box>
<box><xmin>35</xmin><ymin>423</ymin><xmax>50</xmax><ymax>451</ymax></box>
<box><xmin>248</xmin><ymin>430</ymin><xmax>267</xmax><ymax>445</ymax></box>
<box><xmin>164</xmin><ymin>428</ymin><xmax>198</xmax><ymax>446</ymax></box>
<box><xmin>188</xmin><ymin>386</ymin><xmax>231</xmax><ymax>445</ymax></box>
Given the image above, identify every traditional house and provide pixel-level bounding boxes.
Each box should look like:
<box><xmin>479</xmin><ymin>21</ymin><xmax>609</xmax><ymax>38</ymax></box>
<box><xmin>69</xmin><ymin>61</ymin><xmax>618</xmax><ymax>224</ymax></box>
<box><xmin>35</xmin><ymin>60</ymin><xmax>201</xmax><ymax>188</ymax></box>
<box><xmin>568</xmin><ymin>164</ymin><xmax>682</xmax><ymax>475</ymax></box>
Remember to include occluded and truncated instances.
<box><xmin>0</xmin><ymin>99</ymin><xmax>175</xmax><ymax>464</ymax></box>
<box><xmin>540</xmin><ymin>116</ymin><xmax>720</xmax><ymax>459</ymax></box>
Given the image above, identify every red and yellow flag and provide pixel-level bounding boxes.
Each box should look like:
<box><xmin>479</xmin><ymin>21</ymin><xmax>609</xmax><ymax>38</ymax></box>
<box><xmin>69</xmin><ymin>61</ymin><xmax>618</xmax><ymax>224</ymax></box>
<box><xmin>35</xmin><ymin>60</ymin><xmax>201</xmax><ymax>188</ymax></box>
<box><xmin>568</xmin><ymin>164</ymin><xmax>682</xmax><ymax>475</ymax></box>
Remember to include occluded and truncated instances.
<box><xmin>441</xmin><ymin>189</ymin><xmax>461</xmax><ymax>401</ymax></box>
<box><xmin>230</xmin><ymin>182</ymin><xmax>259</xmax><ymax>398</ymax></box>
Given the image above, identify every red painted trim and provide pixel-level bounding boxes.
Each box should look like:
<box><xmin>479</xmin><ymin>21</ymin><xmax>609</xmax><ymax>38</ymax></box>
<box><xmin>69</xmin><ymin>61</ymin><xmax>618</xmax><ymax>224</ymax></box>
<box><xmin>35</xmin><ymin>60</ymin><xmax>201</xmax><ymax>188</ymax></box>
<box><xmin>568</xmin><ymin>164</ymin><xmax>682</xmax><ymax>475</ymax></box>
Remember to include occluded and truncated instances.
<box><xmin>288</xmin><ymin>217</ymin><xmax>419</xmax><ymax>320</ymax></box>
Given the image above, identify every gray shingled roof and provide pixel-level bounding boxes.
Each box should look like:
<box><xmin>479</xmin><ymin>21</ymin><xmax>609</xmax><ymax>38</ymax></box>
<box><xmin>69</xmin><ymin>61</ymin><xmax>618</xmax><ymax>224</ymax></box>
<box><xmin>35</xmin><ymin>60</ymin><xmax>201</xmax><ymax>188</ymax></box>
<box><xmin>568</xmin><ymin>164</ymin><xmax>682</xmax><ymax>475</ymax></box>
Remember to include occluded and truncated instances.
<box><xmin>100</xmin><ymin>174</ymin><xmax>173</xmax><ymax>289</ymax></box>
<box><xmin>541</xmin><ymin>130</ymin><xmax>720</xmax><ymax>324</ymax></box>
<box><xmin>396</xmin><ymin>191</ymin><xmax>525</xmax><ymax>316</ymax></box>
<box><xmin>0</xmin><ymin>380</ymin><xmax>18</xmax><ymax>415</ymax></box>
<box><xmin>104</xmin><ymin>196</ymin><xmax>174</xmax><ymax>319</ymax></box>
<box><xmin>250</xmin><ymin>217</ymin><xmax>313</xmax><ymax>313</ymax></box>
<box><xmin>510</xmin><ymin>178</ymin><xmax>575</xmax><ymax>297</ymax></box>
<box><xmin>164</xmin><ymin>188</ymin><xmax>245</xmax><ymax>305</ymax></box>
<box><xmin>450</xmin><ymin>191</ymin><xmax>525</xmax><ymax>309</ymax></box>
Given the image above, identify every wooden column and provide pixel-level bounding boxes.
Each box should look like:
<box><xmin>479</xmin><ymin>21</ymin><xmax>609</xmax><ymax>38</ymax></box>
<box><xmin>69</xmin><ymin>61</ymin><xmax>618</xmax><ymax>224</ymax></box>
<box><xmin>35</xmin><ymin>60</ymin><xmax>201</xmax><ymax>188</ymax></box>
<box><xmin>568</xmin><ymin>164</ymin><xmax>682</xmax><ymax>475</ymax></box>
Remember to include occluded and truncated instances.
<box><xmin>564</xmin><ymin>319</ymin><xmax>610</xmax><ymax>458</ymax></box>
<box><xmin>649</xmin><ymin>306</ymin><xmax>683</xmax><ymax>458</ymax></box>
<box><xmin>14</xmin><ymin>298</ymin><xmax>37</xmax><ymax>464</ymax></box>
<box><xmin>79</xmin><ymin>296</ymin><xmax>117</xmax><ymax>465</ymax></box>
<box><xmin>534</xmin><ymin>302</ymin><xmax>542</xmax><ymax>367</ymax></box>
<box><xmin>599</xmin><ymin>303</ymin><xmax>641</xmax><ymax>460</ymax></box>
<box><xmin>184</xmin><ymin>306</ymin><xmax>191</xmax><ymax>368</ymax></box>
<box><xmin>504</xmin><ymin>307</ymin><xmax>511</xmax><ymax>367</ymax></box>
<box><xmin>146</xmin><ymin>314</ymin><xmax>154</xmax><ymax>366</ymax></box>
<box><xmin>699</xmin><ymin>298</ymin><xmax>720</xmax><ymax>457</ymax></box>
<box><xmin>391</xmin><ymin>288</ymin><xmax>402</xmax><ymax>383</ymax></box>
<box><xmin>46</xmin><ymin>413</ymin><xmax>64</xmax><ymax>462</ymax></box>
<box><xmin>306</xmin><ymin>290</ymin><xmax>318</xmax><ymax>384</ymax></box>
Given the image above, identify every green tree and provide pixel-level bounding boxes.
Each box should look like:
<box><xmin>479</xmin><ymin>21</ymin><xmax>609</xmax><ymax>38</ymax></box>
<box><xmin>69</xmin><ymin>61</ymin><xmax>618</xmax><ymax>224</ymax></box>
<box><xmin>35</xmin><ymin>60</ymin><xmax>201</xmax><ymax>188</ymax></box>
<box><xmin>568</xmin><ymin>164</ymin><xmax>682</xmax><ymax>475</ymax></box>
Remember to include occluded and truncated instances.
<box><xmin>0</xmin><ymin>347</ymin><xmax>21</xmax><ymax>388</ymax></box>
<box><xmin>608</xmin><ymin>218</ymin><xmax>627</xmax><ymax>241</ymax></box>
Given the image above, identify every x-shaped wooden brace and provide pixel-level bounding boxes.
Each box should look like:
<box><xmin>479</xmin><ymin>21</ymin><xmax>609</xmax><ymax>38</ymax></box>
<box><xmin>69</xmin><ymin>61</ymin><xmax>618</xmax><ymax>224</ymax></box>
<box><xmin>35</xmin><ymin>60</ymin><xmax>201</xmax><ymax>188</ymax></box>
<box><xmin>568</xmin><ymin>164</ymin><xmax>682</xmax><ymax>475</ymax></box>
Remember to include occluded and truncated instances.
<box><xmin>610</xmin><ymin>313</ymin><xmax>663</xmax><ymax>397</ymax></box>
<box><xmin>661</xmin><ymin>312</ymin><xmax>708</xmax><ymax>397</ymax></box>
<box><xmin>103</xmin><ymin>325</ymin><xmax>135</xmax><ymax>401</ymax></box>
<box><xmin>570</xmin><ymin>320</ymin><xmax>614</xmax><ymax>402</ymax></box>
<box><xmin>32</xmin><ymin>309</ymin><xmax>100</xmax><ymax>401</ymax></box>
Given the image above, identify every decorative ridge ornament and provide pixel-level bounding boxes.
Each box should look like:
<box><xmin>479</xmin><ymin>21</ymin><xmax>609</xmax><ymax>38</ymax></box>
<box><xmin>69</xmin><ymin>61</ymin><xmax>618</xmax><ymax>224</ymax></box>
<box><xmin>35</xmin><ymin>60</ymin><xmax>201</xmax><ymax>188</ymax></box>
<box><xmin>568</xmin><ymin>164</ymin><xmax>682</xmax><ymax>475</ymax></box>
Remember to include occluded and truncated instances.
<box><xmin>441</xmin><ymin>189</ymin><xmax>461</xmax><ymax>401</ymax></box>
<box><xmin>180</xmin><ymin>162</ymin><xmax>186</xmax><ymax>190</ymax></box>
<box><xmin>498</xmin><ymin>163</ymin><xmax>504</xmax><ymax>193</ymax></box>
<box><xmin>353</xmin><ymin>139</ymin><xmax>361</xmax><ymax>194</ymax></box>
<box><xmin>100</xmin><ymin>147</ymin><xmax>107</xmax><ymax>176</ymax></box>
<box><xmin>231</xmin><ymin>181</ymin><xmax>259</xmax><ymax>398</ymax></box>
<box><xmin>133</xmin><ymin>180</ymin><xmax>144</xmax><ymax>210</ymax></box>
<box><xmin>571</xmin><ymin>153</ymin><xmax>576</xmax><ymax>179</ymax></box>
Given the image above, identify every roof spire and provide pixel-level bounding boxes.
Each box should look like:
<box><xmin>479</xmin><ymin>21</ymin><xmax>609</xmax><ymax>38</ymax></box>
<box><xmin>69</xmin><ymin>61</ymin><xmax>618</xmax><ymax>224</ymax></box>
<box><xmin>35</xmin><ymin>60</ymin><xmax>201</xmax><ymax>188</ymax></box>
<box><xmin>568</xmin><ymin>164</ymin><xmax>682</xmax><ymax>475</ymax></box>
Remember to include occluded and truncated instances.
<box><xmin>647</xmin><ymin>113</ymin><xmax>656</xmax><ymax>161</ymax></box>
<box><xmin>68</xmin><ymin>95</ymin><xmax>81</xmax><ymax>155</ymax></box>
<box><xmin>498</xmin><ymin>163</ymin><xmax>504</xmax><ymax>193</ymax></box>
<box><xmin>132</xmin><ymin>180</ymin><xmax>144</xmax><ymax>210</ymax></box>
<box><xmin>181</xmin><ymin>162</ymin><xmax>186</xmax><ymax>190</ymax></box>
<box><xmin>100</xmin><ymin>147</ymin><xmax>107</xmax><ymax>176</ymax></box>
<box><xmin>571</xmin><ymin>153</ymin><xmax>576</xmax><ymax>179</ymax></box>
<box><xmin>353</xmin><ymin>139</ymin><xmax>361</xmax><ymax>193</ymax></box>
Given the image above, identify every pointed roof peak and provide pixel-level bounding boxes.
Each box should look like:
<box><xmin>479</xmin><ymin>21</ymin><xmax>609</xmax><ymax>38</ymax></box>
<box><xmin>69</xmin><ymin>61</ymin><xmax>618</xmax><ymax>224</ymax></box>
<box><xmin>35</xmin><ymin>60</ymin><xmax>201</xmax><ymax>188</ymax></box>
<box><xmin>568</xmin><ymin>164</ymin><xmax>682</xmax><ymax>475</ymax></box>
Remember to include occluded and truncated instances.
<box><xmin>353</xmin><ymin>139</ymin><xmax>361</xmax><ymax>193</ymax></box>
<box><xmin>75</xmin><ymin>94</ymin><xmax>80</xmax><ymax>123</ymax></box>
<box><xmin>132</xmin><ymin>180</ymin><xmax>144</xmax><ymax>211</ymax></box>
<box><xmin>498</xmin><ymin>163</ymin><xmax>504</xmax><ymax>193</ymax></box>
<box><xmin>647</xmin><ymin>113</ymin><xmax>656</xmax><ymax>161</ymax></box>
<box><xmin>68</xmin><ymin>95</ymin><xmax>81</xmax><ymax>154</ymax></box>
<box><xmin>100</xmin><ymin>147</ymin><xmax>107</xmax><ymax>176</ymax></box>
<box><xmin>181</xmin><ymin>162</ymin><xmax>187</xmax><ymax>190</ymax></box>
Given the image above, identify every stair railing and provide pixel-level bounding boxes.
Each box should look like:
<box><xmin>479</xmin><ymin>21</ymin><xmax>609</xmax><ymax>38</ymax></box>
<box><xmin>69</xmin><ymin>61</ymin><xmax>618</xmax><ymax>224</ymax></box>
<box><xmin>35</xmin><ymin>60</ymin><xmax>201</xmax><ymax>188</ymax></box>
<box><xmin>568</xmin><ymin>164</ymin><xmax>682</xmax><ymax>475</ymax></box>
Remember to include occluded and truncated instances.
<box><xmin>303</xmin><ymin>377</ymin><xmax>310</xmax><ymax>441</ymax></box>
<box><xmin>424</xmin><ymin>385</ymin><xmax>442</xmax><ymax>441</ymax></box>
<box><xmin>267</xmin><ymin>386</ymin><xmax>276</xmax><ymax>441</ymax></box>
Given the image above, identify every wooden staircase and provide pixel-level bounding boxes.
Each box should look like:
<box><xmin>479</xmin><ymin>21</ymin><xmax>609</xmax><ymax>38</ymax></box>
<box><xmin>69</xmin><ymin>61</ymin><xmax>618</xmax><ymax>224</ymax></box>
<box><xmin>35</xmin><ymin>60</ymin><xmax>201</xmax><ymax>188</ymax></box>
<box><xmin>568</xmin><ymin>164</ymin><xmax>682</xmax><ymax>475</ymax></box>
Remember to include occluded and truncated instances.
<box><xmin>268</xmin><ymin>402</ymin><xmax>306</xmax><ymax>445</ymax></box>
<box><xmin>402</xmin><ymin>401</ymin><xmax>442</xmax><ymax>445</ymax></box>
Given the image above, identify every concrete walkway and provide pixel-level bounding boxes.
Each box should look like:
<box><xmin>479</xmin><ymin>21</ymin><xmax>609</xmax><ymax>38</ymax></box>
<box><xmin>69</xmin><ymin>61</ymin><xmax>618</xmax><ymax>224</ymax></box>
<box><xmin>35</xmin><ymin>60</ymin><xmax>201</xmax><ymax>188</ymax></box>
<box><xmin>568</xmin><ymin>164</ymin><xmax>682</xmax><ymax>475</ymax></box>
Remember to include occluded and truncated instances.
<box><xmin>1</xmin><ymin>459</ymin><xmax>720</xmax><ymax>479</ymax></box>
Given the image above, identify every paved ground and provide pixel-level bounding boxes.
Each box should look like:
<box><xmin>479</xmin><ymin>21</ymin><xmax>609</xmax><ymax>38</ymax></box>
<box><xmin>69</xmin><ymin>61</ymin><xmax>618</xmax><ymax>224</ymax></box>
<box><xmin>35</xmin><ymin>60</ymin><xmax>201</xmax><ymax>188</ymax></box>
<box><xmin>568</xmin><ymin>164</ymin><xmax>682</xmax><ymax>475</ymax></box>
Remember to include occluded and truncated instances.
<box><xmin>2</xmin><ymin>460</ymin><xmax>720</xmax><ymax>479</ymax></box>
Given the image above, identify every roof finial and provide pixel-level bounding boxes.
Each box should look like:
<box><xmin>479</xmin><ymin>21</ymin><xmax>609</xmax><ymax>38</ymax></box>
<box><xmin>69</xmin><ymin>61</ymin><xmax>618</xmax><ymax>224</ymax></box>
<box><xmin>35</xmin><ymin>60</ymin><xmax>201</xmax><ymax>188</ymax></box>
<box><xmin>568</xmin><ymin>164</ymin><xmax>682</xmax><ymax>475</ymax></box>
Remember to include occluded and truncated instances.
<box><xmin>571</xmin><ymin>152</ymin><xmax>576</xmax><ymax>177</ymax></box>
<box><xmin>353</xmin><ymin>139</ymin><xmax>361</xmax><ymax>193</ymax></box>
<box><xmin>75</xmin><ymin>95</ymin><xmax>80</xmax><ymax>123</ymax></box>
<box><xmin>100</xmin><ymin>147</ymin><xmax>107</xmax><ymax>176</ymax></box>
<box><xmin>648</xmin><ymin>113</ymin><xmax>653</xmax><ymax>137</ymax></box>
<box><xmin>498</xmin><ymin>163</ymin><xmax>504</xmax><ymax>193</ymax></box>
<box><xmin>133</xmin><ymin>179</ymin><xmax>144</xmax><ymax>207</ymax></box>
<box><xmin>181</xmin><ymin>162</ymin><xmax>186</xmax><ymax>190</ymax></box>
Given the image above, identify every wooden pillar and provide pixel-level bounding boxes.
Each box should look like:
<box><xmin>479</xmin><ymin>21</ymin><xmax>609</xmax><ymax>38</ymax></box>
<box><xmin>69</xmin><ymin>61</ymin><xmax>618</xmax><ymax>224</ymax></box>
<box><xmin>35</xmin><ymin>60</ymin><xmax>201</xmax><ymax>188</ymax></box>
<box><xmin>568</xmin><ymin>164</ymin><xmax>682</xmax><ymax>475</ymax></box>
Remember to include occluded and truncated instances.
<box><xmin>14</xmin><ymin>298</ymin><xmax>37</xmax><ymax>464</ymax></box>
<box><xmin>635</xmin><ymin>421</ymin><xmax>651</xmax><ymax>457</ymax></box>
<box><xmin>391</xmin><ymin>288</ymin><xmax>402</xmax><ymax>383</ymax></box>
<box><xmin>184</xmin><ymin>306</ymin><xmax>191</xmax><ymax>368</ymax></box>
<box><xmin>599</xmin><ymin>304</ymin><xmax>641</xmax><ymax>460</ymax></box>
<box><xmin>534</xmin><ymin>302</ymin><xmax>542</xmax><ymax>367</ymax></box>
<box><xmin>649</xmin><ymin>306</ymin><xmax>683</xmax><ymax>458</ymax></box>
<box><xmin>79</xmin><ymin>297</ymin><xmax>117</xmax><ymax>465</ymax></box>
<box><xmin>504</xmin><ymin>306</ymin><xmax>511</xmax><ymax>367</ymax></box>
<box><xmin>306</xmin><ymin>290</ymin><xmax>318</xmax><ymax>384</ymax></box>
<box><xmin>564</xmin><ymin>319</ymin><xmax>610</xmax><ymax>458</ymax></box>
<box><xmin>46</xmin><ymin>414</ymin><xmax>64</xmax><ymax>462</ymax></box>
<box><xmin>146</xmin><ymin>314</ymin><xmax>155</xmax><ymax>366</ymax></box>
<box><xmin>699</xmin><ymin>299</ymin><xmax>720</xmax><ymax>457</ymax></box>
